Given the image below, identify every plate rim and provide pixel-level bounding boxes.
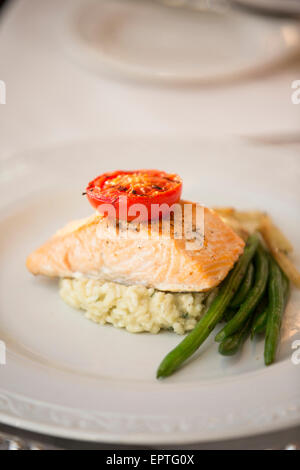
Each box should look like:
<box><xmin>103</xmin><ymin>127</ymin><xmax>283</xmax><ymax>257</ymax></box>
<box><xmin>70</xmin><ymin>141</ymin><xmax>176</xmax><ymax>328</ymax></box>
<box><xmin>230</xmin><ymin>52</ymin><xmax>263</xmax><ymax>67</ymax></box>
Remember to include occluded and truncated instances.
<box><xmin>0</xmin><ymin>379</ymin><xmax>299</xmax><ymax>444</ymax></box>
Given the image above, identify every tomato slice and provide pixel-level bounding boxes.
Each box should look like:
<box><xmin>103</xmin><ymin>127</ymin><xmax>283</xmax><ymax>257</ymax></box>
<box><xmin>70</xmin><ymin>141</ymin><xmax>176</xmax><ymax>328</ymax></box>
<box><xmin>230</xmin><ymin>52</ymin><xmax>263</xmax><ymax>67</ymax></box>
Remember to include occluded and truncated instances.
<box><xmin>86</xmin><ymin>170</ymin><xmax>182</xmax><ymax>221</ymax></box>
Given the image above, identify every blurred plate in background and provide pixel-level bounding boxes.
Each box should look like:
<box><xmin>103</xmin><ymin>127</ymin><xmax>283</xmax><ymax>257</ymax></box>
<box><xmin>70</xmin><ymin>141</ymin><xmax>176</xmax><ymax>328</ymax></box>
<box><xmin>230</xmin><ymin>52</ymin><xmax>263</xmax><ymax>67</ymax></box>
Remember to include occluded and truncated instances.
<box><xmin>61</xmin><ymin>0</ymin><xmax>300</xmax><ymax>84</ymax></box>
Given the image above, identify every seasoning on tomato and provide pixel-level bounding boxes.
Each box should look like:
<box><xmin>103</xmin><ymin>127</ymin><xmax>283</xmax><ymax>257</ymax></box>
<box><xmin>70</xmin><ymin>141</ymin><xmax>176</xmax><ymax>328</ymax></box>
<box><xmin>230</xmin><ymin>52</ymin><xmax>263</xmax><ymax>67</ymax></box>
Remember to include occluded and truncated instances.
<box><xmin>85</xmin><ymin>170</ymin><xmax>183</xmax><ymax>221</ymax></box>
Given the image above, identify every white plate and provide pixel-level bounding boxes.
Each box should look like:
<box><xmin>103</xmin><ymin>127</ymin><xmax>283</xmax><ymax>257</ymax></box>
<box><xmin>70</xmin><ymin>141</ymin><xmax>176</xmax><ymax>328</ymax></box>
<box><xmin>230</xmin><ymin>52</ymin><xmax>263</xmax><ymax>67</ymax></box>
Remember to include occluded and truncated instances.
<box><xmin>60</xmin><ymin>0</ymin><xmax>300</xmax><ymax>84</ymax></box>
<box><xmin>0</xmin><ymin>138</ymin><xmax>299</xmax><ymax>444</ymax></box>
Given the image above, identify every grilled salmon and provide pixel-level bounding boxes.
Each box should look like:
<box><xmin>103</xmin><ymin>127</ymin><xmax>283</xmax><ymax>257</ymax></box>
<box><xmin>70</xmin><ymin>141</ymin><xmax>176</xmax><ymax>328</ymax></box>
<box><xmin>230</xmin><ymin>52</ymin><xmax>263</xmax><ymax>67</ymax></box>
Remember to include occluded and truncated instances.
<box><xmin>26</xmin><ymin>201</ymin><xmax>245</xmax><ymax>292</ymax></box>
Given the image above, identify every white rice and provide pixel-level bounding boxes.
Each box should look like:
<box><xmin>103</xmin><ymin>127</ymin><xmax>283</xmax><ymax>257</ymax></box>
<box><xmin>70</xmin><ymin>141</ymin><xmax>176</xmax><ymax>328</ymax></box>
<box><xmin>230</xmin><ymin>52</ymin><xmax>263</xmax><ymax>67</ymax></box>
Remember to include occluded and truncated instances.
<box><xmin>59</xmin><ymin>278</ymin><xmax>215</xmax><ymax>335</ymax></box>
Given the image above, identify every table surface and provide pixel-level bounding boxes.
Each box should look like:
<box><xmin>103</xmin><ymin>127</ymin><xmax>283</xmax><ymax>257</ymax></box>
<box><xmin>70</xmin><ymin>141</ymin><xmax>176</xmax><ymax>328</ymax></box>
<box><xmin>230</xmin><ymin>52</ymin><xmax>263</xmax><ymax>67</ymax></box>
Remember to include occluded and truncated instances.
<box><xmin>0</xmin><ymin>0</ymin><xmax>299</xmax><ymax>449</ymax></box>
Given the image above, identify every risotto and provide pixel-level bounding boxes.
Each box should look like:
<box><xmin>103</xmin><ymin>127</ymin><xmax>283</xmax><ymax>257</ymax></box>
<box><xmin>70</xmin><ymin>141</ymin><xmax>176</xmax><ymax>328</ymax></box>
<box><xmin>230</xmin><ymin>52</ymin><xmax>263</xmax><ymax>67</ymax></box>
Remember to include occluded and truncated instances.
<box><xmin>59</xmin><ymin>278</ymin><xmax>215</xmax><ymax>334</ymax></box>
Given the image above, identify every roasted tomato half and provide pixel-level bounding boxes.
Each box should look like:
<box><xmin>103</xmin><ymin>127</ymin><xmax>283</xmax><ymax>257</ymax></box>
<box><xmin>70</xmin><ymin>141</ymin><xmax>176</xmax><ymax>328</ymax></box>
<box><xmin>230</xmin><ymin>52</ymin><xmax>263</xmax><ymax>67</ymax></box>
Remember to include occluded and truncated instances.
<box><xmin>86</xmin><ymin>170</ymin><xmax>182</xmax><ymax>221</ymax></box>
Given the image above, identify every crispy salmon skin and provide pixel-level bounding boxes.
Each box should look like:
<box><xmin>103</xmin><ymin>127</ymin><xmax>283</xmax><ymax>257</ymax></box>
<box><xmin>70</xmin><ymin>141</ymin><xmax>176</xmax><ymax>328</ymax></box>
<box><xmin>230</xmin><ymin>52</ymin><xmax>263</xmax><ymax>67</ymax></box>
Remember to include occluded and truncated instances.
<box><xmin>26</xmin><ymin>202</ymin><xmax>245</xmax><ymax>292</ymax></box>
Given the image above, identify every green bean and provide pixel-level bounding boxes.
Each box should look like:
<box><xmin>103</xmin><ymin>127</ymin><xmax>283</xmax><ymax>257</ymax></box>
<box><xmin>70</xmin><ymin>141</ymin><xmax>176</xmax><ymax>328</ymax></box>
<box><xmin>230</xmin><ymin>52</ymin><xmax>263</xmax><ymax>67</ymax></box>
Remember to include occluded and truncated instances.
<box><xmin>215</xmin><ymin>245</ymin><xmax>269</xmax><ymax>343</ymax></box>
<box><xmin>252</xmin><ymin>268</ymin><xmax>290</xmax><ymax>339</ymax></box>
<box><xmin>219</xmin><ymin>315</ymin><xmax>252</xmax><ymax>356</ymax></box>
<box><xmin>251</xmin><ymin>295</ymin><xmax>268</xmax><ymax>338</ymax></box>
<box><xmin>264</xmin><ymin>259</ymin><xmax>289</xmax><ymax>366</ymax></box>
<box><xmin>223</xmin><ymin>308</ymin><xmax>237</xmax><ymax>323</ymax></box>
<box><xmin>252</xmin><ymin>309</ymin><xmax>268</xmax><ymax>337</ymax></box>
<box><xmin>231</xmin><ymin>262</ymin><xmax>254</xmax><ymax>308</ymax></box>
<box><xmin>282</xmin><ymin>273</ymin><xmax>290</xmax><ymax>307</ymax></box>
<box><xmin>156</xmin><ymin>234</ymin><xmax>260</xmax><ymax>379</ymax></box>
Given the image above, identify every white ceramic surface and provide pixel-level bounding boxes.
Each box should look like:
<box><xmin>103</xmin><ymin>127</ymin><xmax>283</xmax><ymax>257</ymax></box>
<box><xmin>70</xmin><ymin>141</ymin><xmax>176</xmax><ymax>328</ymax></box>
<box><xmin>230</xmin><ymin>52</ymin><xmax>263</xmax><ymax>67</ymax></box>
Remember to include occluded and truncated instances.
<box><xmin>0</xmin><ymin>138</ymin><xmax>299</xmax><ymax>443</ymax></box>
<box><xmin>62</xmin><ymin>0</ymin><xmax>300</xmax><ymax>84</ymax></box>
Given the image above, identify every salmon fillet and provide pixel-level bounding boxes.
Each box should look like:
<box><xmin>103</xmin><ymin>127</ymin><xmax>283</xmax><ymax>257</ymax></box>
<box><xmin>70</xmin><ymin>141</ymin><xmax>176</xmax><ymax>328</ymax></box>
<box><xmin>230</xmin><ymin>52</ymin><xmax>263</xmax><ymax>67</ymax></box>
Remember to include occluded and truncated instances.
<box><xmin>26</xmin><ymin>202</ymin><xmax>245</xmax><ymax>292</ymax></box>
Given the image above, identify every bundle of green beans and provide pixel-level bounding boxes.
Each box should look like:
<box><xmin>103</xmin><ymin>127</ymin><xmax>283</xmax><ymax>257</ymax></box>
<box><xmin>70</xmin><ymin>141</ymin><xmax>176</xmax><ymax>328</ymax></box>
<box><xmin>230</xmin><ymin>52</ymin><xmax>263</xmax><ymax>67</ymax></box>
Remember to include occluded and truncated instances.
<box><xmin>156</xmin><ymin>233</ymin><xmax>290</xmax><ymax>379</ymax></box>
